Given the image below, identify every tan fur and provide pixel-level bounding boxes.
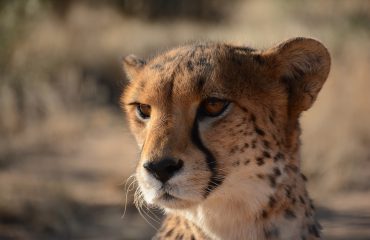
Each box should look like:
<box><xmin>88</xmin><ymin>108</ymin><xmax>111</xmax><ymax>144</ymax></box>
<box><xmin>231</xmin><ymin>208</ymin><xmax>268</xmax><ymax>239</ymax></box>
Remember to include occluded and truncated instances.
<box><xmin>121</xmin><ymin>38</ymin><xmax>331</xmax><ymax>240</ymax></box>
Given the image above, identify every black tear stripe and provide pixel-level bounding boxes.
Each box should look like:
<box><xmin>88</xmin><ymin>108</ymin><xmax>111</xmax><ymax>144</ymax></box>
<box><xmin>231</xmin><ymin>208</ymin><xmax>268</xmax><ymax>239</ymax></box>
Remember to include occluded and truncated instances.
<box><xmin>191</xmin><ymin>111</ymin><xmax>224</xmax><ymax>198</ymax></box>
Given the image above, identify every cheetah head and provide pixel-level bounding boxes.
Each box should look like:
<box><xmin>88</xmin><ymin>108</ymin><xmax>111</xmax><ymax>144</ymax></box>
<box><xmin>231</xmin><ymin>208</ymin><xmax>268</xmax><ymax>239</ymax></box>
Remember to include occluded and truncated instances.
<box><xmin>122</xmin><ymin>38</ymin><xmax>330</xmax><ymax>212</ymax></box>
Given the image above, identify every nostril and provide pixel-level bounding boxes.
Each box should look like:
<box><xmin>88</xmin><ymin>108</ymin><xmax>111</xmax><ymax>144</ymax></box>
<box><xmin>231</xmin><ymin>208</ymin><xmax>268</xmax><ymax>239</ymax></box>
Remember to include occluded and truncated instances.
<box><xmin>143</xmin><ymin>158</ymin><xmax>183</xmax><ymax>183</ymax></box>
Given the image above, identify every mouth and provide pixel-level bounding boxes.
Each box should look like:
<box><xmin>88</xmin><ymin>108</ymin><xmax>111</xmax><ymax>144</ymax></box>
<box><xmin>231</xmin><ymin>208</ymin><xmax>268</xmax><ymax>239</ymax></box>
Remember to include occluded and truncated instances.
<box><xmin>154</xmin><ymin>191</ymin><xmax>180</xmax><ymax>206</ymax></box>
<box><xmin>153</xmin><ymin>189</ymin><xmax>195</xmax><ymax>209</ymax></box>
<box><xmin>139</xmin><ymin>178</ymin><xmax>203</xmax><ymax>209</ymax></box>
<box><xmin>161</xmin><ymin>192</ymin><xmax>177</xmax><ymax>201</ymax></box>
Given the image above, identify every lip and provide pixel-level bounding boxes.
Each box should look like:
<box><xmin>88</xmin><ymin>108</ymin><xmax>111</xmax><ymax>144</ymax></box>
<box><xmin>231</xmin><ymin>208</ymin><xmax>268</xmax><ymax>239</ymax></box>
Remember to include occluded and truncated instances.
<box><xmin>160</xmin><ymin>192</ymin><xmax>177</xmax><ymax>201</ymax></box>
<box><xmin>155</xmin><ymin>192</ymin><xmax>186</xmax><ymax>209</ymax></box>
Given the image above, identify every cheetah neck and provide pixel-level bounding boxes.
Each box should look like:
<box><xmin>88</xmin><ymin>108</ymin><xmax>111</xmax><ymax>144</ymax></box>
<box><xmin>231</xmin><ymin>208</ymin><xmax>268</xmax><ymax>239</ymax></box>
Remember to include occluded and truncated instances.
<box><xmin>174</xmin><ymin>159</ymin><xmax>320</xmax><ymax>240</ymax></box>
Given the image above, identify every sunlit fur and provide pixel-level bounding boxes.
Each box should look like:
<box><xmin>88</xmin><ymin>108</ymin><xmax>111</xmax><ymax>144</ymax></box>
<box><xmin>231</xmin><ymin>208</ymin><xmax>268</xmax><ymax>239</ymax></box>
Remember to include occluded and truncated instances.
<box><xmin>122</xmin><ymin>38</ymin><xmax>330</xmax><ymax>240</ymax></box>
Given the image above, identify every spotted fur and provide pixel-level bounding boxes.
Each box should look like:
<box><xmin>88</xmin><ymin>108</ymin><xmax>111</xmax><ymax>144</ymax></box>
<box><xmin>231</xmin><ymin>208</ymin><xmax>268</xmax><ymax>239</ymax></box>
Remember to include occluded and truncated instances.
<box><xmin>121</xmin><ymin>38</ymin><xmax>331</xmax><ymax>240</ymax></box>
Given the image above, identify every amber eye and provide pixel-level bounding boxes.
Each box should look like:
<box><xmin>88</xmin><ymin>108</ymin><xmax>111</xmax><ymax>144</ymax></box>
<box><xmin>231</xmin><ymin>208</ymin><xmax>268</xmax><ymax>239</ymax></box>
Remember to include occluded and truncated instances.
<box><xmin>136</xmin><ymin>104</ymin><xmax>151</xmax><ymax>119</ymax></box>
<box><xmin>200</xmin><ymin>98</ymin><xmax>230</xmax><ymax>117</ymax></box>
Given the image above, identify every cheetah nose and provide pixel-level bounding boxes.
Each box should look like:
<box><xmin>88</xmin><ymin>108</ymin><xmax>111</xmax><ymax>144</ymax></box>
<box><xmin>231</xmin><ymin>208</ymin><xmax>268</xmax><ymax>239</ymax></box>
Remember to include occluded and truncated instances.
<box><xmin>143</xmin><ymin>158</ymin><xmax>184</xmax><ymax>183</ymax></box>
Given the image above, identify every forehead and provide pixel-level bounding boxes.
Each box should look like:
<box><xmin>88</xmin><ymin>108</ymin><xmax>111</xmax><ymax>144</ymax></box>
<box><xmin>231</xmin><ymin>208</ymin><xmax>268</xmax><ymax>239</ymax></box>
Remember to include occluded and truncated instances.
<box><xmin>126</xmin><ymin>43</ymin><xmax>260</xmax><ymax>106</ymax></box>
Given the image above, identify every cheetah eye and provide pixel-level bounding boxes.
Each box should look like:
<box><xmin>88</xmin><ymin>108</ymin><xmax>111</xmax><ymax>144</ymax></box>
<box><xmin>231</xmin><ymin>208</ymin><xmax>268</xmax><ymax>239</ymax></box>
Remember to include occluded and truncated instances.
<box><xmin>200</xmin><ymin>97</ymin><xmax>230</xmax><ymax>117</ymax></box>
<box><xmin>136</xmin><ymin>103</ymin><xmax>151</xmax><ymax>120</ymax></box>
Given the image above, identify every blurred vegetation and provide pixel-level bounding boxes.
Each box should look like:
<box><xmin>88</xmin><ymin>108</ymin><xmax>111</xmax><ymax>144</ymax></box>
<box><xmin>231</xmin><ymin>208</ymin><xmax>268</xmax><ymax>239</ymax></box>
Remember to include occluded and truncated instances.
<box><xmin>0</xmin><ymin>0</ymin><xmax>369</xmax><ymax>239</ymax></box>
<box><xmin>0</xmin><ymin>0</ymin><xmax>237</xmax><ymax>138</ymax></box>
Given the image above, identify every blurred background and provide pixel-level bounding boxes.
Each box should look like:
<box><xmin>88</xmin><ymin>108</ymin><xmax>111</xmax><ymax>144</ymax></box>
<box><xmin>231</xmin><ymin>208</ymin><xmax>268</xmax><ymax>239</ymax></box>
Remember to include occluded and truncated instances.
<box><xmin>0</xmin><ymin>0</ymin><xmax>369</xmax><ymax>239</ymax></box>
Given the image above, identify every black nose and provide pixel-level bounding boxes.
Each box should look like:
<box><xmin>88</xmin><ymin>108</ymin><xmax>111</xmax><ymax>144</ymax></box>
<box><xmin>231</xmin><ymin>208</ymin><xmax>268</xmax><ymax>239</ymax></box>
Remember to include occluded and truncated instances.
<box><xmin>143</xmin><ymin>158</ymin><xmax>184</xmax><ymax>183</ymax></box>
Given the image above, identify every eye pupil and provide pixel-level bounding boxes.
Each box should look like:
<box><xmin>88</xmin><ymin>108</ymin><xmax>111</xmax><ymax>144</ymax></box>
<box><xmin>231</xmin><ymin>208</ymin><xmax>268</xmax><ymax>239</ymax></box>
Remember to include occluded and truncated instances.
<box><xmin>137</xmin><ymin>104</ymin><xmax>151</xmax><ymax>119</ymax></box>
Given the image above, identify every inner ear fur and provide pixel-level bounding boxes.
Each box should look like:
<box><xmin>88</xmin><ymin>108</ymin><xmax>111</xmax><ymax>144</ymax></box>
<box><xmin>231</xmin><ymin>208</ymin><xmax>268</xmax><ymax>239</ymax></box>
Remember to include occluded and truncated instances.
<box><xmin>263</xmin><ymin>37</ymin><xmax>331</xmax><ymax>117</ymax></box>
<box><xmin>122</xmin><ymin>54</ymin><xmax>146</xmax><ymax>81</ymax></box>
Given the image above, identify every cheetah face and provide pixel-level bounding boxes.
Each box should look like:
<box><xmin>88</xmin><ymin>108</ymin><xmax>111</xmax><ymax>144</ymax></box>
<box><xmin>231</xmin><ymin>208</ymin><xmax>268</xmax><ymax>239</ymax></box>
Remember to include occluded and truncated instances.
<box><xmin>122</xmin><ymin>39</ymin><xmax>330</xmax><ymax>210</ymax></box>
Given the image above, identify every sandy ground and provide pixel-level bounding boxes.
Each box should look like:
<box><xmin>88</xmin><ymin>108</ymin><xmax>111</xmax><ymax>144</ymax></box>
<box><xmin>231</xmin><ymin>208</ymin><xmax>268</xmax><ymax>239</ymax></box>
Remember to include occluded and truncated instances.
<box><xmin>0</xmin><ymin>112</ymin><xmax>369</xmax><ymax>240</ymax></box>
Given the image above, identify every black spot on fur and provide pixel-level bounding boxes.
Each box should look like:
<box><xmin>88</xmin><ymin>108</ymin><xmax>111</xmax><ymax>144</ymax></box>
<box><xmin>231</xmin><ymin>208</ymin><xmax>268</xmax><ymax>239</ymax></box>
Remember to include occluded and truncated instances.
<box><xmin>187</xmin><ymin>60</ymin><xmax>194</xmax><ymax>71</ymax></box>
<box><xmin>262</xmin><ymin>210</ymin><xmax>268</xmax><ymax>219</ymax></box>
<box><xmin>230</xmin><ymin>146</ymin><xmax>237</xmax><ymax>154</ymax></box>
<box><xmin>263</xmin><ymin>151</ymin><xmax>271</xmax><ymax>158</ymax></box>
<box><xmin>274</xmin><ymin>152</ymin><xmax>285</xmax><ymax>162</ymax></box>
<box><xmin>255</xmin><ymin>126</ymin><xmax>265</xmax><ymax>136</ymax></box>
<box><xmin>232</xmin><ymin>160</ymin><xmax>240</xmax><ymax>167</ymax></box>
<box><xmin>197</xmin><ymin>57</ymin><xmax>208</xmax><ymax>66</ymax></box>
<box><xmin>273</xmin><ymin>167</ymin><xmax>281</xmax><ymax>176</ymax></box>
<box><xmin>268</xmin><ymin>175</ymin><xmax>276</xmax><ymax>187</ymax></box>
<box><xmin>244</xmin><ymin>159</ymin><xmax>250</xmax><ymax>165</ymax></box>
<box><xmin>263</xmin><ymin>140</ymin><xmax>270</xmax><ymax>149</ymax></box>
<box><xmin>284</xmin><ymin>209</ymin><xmax>297</xmax><ymax>219</ymax></box>
<box><xmin>256</xmin><ymin>157</ymin><xmax>265</xmax><ymax>166</ymax></box>
<box><xmin>299</xmin><ymin>195</ymin><xmax>305</xmax><ymax>204</ymax></box>
<box><xmin>191</xmin><ymin>235</ymin><xmax>196</xmax><ymax>240</ymax></box>
<box><xmin>257</xmin><ymin>174</ymin><xmax>264</xmax><ymax>179</ymax></box>
<box><xmin>285</xmin><ymin>186</ymin><xmax>292</xmax><ymax>198</ymax></box>
<box><xmin>251</xmin><ymin>139</ymin><xmax>257</xmax><ymax>148</ymax></box>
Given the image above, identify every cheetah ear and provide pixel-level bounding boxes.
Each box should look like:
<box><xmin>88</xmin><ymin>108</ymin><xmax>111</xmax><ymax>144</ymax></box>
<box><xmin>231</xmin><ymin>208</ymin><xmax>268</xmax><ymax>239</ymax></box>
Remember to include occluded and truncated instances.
<box><xmin>122</xmin><ymin>54</ymin><xmax>146</xmax><ymax>81</ymax></box>
<box><xmin>263</xmin><ymin>37</ymin><xmax>331</xmax><ymax>115</ymax></box>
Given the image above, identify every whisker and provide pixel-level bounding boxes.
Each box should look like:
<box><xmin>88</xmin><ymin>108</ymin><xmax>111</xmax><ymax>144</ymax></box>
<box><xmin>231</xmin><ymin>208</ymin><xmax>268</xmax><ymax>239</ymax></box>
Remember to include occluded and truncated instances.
<box><xmin>143</xmin><ymin>203</ymin><xmax>162</xmax><ymax>222</ymax></box>
<box><xmin>122</xmin><ymin>175</ymin><xmax>138</xmax><ymax>219</ymax></box>
<box><xmin>141</xmin><ymin>204</ymin><xmax>161</xmax><ymax>224</ymax></box>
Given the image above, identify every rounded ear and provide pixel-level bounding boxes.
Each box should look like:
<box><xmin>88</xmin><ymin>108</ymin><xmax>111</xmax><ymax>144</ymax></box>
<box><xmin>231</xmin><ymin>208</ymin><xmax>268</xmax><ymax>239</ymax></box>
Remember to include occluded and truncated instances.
<box><xmin>263</xmin><ymin>37</ymin><xmax>331</xmax><ymax>115</ymax></box>
<box><xmin>122</xmin><ymin>54</ymin><xmax>146</xmax><ymax>81</ymax></box>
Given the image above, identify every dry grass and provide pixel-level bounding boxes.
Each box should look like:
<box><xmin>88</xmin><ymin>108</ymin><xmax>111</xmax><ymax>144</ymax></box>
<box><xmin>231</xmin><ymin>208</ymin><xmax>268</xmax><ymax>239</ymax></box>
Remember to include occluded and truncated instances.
<box><xmin>0</xmin><ymin>0</ymin><xmax>369</xmax><ymax>239</ymax></box>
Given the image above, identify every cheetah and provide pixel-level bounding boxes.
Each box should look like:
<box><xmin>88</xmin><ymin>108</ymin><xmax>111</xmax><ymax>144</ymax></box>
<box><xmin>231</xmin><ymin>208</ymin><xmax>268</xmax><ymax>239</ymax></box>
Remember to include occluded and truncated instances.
<box><xmin>121</xmin><ymin>37</ymin><xmax>331</xmax><ymax>240</ymax></box>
